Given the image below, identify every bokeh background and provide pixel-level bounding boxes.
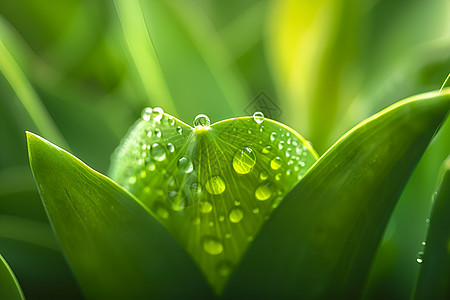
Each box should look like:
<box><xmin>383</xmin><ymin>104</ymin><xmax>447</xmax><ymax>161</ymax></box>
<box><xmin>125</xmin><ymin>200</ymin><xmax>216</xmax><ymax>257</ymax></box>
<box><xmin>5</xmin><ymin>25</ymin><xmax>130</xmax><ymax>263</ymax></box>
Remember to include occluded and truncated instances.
<box><xmin>0</xmin><ymin>0</ymin><xmax>449</xmax><ymax>299</ymax></box>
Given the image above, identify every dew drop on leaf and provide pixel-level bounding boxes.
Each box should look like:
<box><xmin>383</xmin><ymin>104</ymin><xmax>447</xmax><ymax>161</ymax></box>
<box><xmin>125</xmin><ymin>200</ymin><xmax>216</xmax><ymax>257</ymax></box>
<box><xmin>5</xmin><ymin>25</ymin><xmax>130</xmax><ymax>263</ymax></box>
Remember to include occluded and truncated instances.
<box><xmin>217</xmin><ymin>260</ymin><xmax>234</xmax><ymax>277</ymax></box>
<box><xmin>270</xmin><ymin>132</ymin><xmax>277</xmax><ymax>141</ymax></box>
<box><xmin>141</xmin><ymin>107</ymin><xmax>152</xmax><ymax>121</ymax></box>
<box><xmin>255</xmin><ymin>183</ymin><xmax>273</xmax><ymax>201</ymax></box>
<box><xmin>253</xmin><ymin>111</ymin><xmax>264</xmax><ymax>124</ymax></box>
<box><xmin>270</xmin><ymin>156</ymin><xmax>282</xmax><ymax>170</ymax></box>
<box><xmin>199</xmin><ymin>201</ymin><xmax>213</xmax><ymax>213</ymax></box>
<box><xmin>154</xmin><ymin>128</ymin><xmax>162</xmax><ymax>138</ymax></box>
<box><xmin>128</xmin><ymin>176</ymin><xmax>137</xmax><ymax>185</ymax></box>
<box><xmin>252</xmin><ymin>208</ymin><xmax>260</xmax><ymax>214</ymax></box>
<box><xmin>152</xmin><ymin>107</ymin><xmax>164</xmax><ymax>123</ymax></box>
<box><xmin>416</xmin><ymin>251</ymin><xmax>424</xmax><ymax>264</ymax></box>
<box><xmin>176</xmin><ymin>126</ymin><xmax>183</xmax><ymax>134</ymax></box>
<box><xmin>194</xmin><ymin>114</ymin><xmax>211</xmax><ymax>129</ymax></box>
<box><xmin>229</xmin><ymin>207</ymin><xmax>244</xmax><ymax>223</ymax></box>
<box><xmin>177</xmin><ymin>156</ymin><xmax>194</xmax><ymax>174</ymax></box>
<box><xmin>205</xmin><ymin>176</ymin><xmax>226</xmax><ymax>195</ymax></box>
<box><xmin>202</xmin><ymin>236</ymin><xmax>223</xmax><ymax>255</ymax></box>
<box><xmin>260</xmin><ymin>170</ymin><xmax>268</xmax><ymax>181</ymax></box>
<box><xmin>150</xmin><ymin>143</ymin><xmax>166</xmax><ymax>161</ymax></box>
<box><xmin>262</xmin><ymin>145</ymin><xmax>272</xmax><ymax>154</ymax></box>
<box><xmin>232</xmin><ymin>147</ymin><xmax>256</xmax><ymax>174</ymax></box>
<box><xmin>166</xmin><ymin>143</ymin><xmax>175</xmax><ymax>153</ymax></box>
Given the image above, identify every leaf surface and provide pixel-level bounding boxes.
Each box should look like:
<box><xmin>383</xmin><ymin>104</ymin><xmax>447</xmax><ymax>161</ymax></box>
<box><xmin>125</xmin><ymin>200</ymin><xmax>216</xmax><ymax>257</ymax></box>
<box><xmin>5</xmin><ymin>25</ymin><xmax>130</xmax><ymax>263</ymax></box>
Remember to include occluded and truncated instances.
<box><xmin>27</xmin><ymin>132</ymin><xmax>212</xmax><ymax>299</ymax></box>
<box><xmin>109</xmin><ymin>109</ymin><xmax>318</xmax><ymax>293</ymax></box>
<box><xmin>224</xmin><ymin>89</ymin><xmax>450</xmax><ymax>299</ymax></box>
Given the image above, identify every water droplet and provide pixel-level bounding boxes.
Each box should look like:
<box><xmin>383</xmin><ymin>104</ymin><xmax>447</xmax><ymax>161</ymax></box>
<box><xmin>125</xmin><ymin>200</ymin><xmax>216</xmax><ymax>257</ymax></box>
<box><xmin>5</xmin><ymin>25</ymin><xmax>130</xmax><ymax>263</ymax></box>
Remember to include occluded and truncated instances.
<box><xmin>154</xmin><ymin>128</ymin><xmax>162</xmax><ymax>138</ymax></box>
<box><xmin>209</xmin><ymin>221</ymin><xmax>215</xmax><ymax>227</ymax></box>
<box><xmin>176</xmin><ymin>126</ymin><xmax>183</xmax><ymax>134</ymax></box>
<box><xmin>205</xmin><ymin>176</ymin><xmax>226</xmax><ymax>195</ymax></box>
<box><xmin>234</xmin><ymin>200</ymin><xmax>241</xmax><ymax>206</ymax></box>
<box><xmin>255</xmin><ymin>183</ymin><xmax>273</xmax><ymax>201</ymax></box>
<box><xmin>168</xmin><ymin>117</ymin><xmax>175</xmax><ymax>126</ymax></box>
<box><xmin>139</xmin><ymin>170</ymin><xmax>147</xmax><ymax>179</ymax></box>
<box><xmin>270</xmin><ymin>132</ymin><xmax>277</xmax><ymax>141</ymax></box>
<box><xmin>199</xmin><ymin>201</ymin><xmax>213</xmax><ymax>213</ymax></box>
<box><xmin>247</xmin><ymin>128</ymin><xmax>253</xmax><ymax>134</ymax></box>
<box><xmin>202</xmin><ymin>236</ymin><xmax>224</xmax><ymax>255</ymax></box>
<box><xmin>194</xmin><ymin>114</ymin><xmax>211</xmax><ymax>129</ymax></box>
<box><xmin>229</xmin><ymin>207</ymin><xmax>244</xmax><ymax>223</ymax></box>
<box><xmin>152</xmin><ymin>202</ymin><xmax>169</xmax><ymax>220</ymax></box>
<box><xmin>421</xmin><ymin>241</ymin><xmax>427</xmax><ymax>246</ymax></box>
<box><xmin>150</xmin><ymin>143</ymin><xmax>166</xmax><ymax>161</ymax></box>
<box><xmin>152</xmin><ymin>107</ymin><xmax>164</xmax><ymax>123</ymax></box>
<box><xmin>217</xmin><ymin>260</ymin><xmax>234</xmax><ymax>277</ymax></box>
<box><xmin>219</xmin><ymin>215</ymin><xmax>225</xmax><ymax>222</ymax></box>
<box><xmin>145</xmin><ymin>128</ymin><xmax>152</xmax><ymax>137</ymax></box>
<box><xmin>168</xmin><ymin>190</ymin><xmax>185</xmax><ymax>211</ymax></box>
<box><xmin>253</xmin><ymin>111</ymin><xmax>264</xmax><ymax>124</ymax></box>
<box><xmin>416</xmin><ymin>251</ymin><xmax>424</xmax><ymax>264</ymax></box>
<box><xmin>252</xmin><ymin>208</ymin><xmax>260</xmax><ymax>214</ymax></box>
<box><xmin>260</xmin><ymin>171</ymin><xmax>268</xmax><ymax>181</ymax></box>
<box><xmin>225</xmin><ymin>233</ymin><xmax>232</xmax><ymax>239</ymax></box>
<box><xmin>146</xmin><ymin>160</ymin><xmax>156</xmax><ymax>171</ymax></box>
<box><xmin>141</xmin><ymin>107</ymin><xmax>153</xmax><ymax>121</ymax></box>
<box><xmin>178</xmin><ymin>156</ymin><xmax>194</xmax><ymax>173</ymax></box>
<box><xmin>128</xmin><ymin>176</ymin><xmax>137</xmax><ymax>185</ymax></box>
<box><xmin>278</xmin><ymin>141</ymin><xmax>284</xmax><ymax>150</ymax></box>
<box><xmin>286</xmin><ymin>169</ymin><xmax>292</xmax><ymax>176</ymax></box>
<box><xmin>275</xmin><ymin>173</ymin><xmax>282</xmax><ymax>180</ymax></box>
<box><xmin>270</xmin><ymin>157</ymin><xmax>282</xmax><ymax>170</ymax></box>
<box><xmin>262</xmin><ymin>145</ymin><xmax>272</xmax><ymax>154</ymax></box>
<box><xmin>193</xmin><ymin>217</ymin><xmax>201</xmax><ymax>225</ymax></box>
<box><xmin>425</xmin><ymin>218</ymin><xmax>430</xmax><ymax>224</ymax></box>
<box><xmin>167</xmin><ymin>143</ymin><xmax>175</xmax><ymax>152</ymax></box>
<box><xmin>233</xmin><ymin>147</ymin><xmax>256</xmax><ymax>174</ymax></box>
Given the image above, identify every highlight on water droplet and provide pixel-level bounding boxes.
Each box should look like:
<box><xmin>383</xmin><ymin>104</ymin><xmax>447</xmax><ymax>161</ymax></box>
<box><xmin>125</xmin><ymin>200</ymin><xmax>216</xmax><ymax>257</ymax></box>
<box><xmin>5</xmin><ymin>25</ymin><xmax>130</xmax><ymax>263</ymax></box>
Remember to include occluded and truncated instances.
<box><xmin>229</xmin><ymin>207</ymin><xmax>244</xmax><ymax>223</ymax></box>
<box><xmin>177</xmin><ymin>156</ymin><xmax>194</xmax><ymax>173</ymax></box>
<box><xmin>205</xmin><ymin>176</ymin><xmax>226</xmax><ymax>195</ymax></box>
<box><xmin>217</xmin><ymin>260</ymin><xmax>234</xmax><ymax>277</ymax></box>
<box><xmin>253</xmin><ymin>111</ymin><xmax>264</xmax><ymax>124</ymax></box>
<box><xmin>150</xmin><ymin>143</ymin><xmax>166</xmax><ymax>161</ymax></box>
<box><xmin>141</xmin><ymin>107</ymin><xmax>152</xmax><ymax>121</ymax></box>
<box><xmin>233</xmin><ymin>147</ymin><xmax>256</xmax><ymax>174</ymax></box>
<box><xmin>416</xmin><ymin>251</ymin><xmax>424</xmax><ymax>264</ymax></box>
<box><xmin>270</xmin><ymin>156</ymin><xmax>282</xmax><ymax>170</ymax></box>
<box><xmin>194</xmin><ymin>114</ymin><xmax>211</xmax><ymax>130</ymax></box>
<box><xmin>152</xmin><ymin>107</ymin><xmax>164</xmax><ymax>123</ymax></box>
<box><xmin>202</xmin><ymin>236</ymin><xmax>223</xmax><ymax>255</ymax></box>
<box><xmin>255</xmin><ymin>183</ymin><xmax>273</xmax><ymax>201</ymax></box>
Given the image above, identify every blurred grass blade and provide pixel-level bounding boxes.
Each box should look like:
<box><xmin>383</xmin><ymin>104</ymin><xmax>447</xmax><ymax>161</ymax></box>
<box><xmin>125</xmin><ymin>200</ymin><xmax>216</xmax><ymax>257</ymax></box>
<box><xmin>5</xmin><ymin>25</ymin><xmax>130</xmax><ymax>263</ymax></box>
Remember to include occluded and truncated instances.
<box><xmin>0</xmin><ymin>18</ymin><xmax>68</xmax><ymax>149</ymax></box>
<box><xmin>414</xmin><ymin>157</ymin><xmax>450</xmax><ymax>299</ymax></box>
<box><xmin>0</xmin><ymin>252</ymin><xmax>24</xmax><ymax>300</ymax></box>
<box><xmin>27</xmin><ymin>132</ymin><xmax>212</xmax><ymax>299</ymax></box>
<box><xmin>109</xmin><ymin>109</ymin><xmax>318</xmax><ymax>293</ymax></box>
<box><xmin>224</xmin><ymin>89</ymin><xmax>450</xmax><ymax>299</ymax></box>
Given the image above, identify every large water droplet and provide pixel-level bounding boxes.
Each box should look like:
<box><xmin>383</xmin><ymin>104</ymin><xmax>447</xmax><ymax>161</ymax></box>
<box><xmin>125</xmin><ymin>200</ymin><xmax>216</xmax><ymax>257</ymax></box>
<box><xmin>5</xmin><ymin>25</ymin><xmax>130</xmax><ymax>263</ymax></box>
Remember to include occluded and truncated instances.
<box><xmin>205</xmin><ymin>176</ymin><xmax>226</xmax><ymax>195</ymax></box>
<box><xmin>229</xmin><ymin>207</ymin><xmax>244</xmax><ymax>223</ymax></box>
<box><xmin>194</xmin><ymin>114</ymin><xmax>211</xmax><ymax>130</ymax></box>
<box><xmin>202</xmin><ymin>236</ymin><xmax>223</xmax><ymax>255</ymax></box>
<box><xmin>416</xmin><ymin>251</ymin><xmax>424</xmax><ymax>264</ymax></box>
<box><xmin>253</xmin><ymin>111</ymin><xmax>264</xmax><ymax>124</ymax></box>
<box><xmin>152</xmin><ymin>107</ymin><xmax>164</xmax><ymax>123</ymax></box>
<box><xmin>217</xmin><ymin>260</ymin><xmax>234</xmax><ymax>277</ymax></box>
<box><xmin>178</xmin><ymin>156</ymin><xmax>194</xmax><ymax>173</ymax></box>
<box><xmin>141</xmin><ymin>107</ymin><xmax>152</xmax><ymax>121</ymax></box>
<box><xmin>233</xmin><ymin>147</ymin><xmax>256</xmax><ymax>174</ymax></box>
<box><xmin>270</xmin><ymin>157</ymin><xmax>282</xmax><ymax>170</ymax></box>
<box><xmin>150</xmin><ymin>143</ymin><xmax>166</xmax><ymax>161</ymax></box>
<box><xmin>255</xmin><ymin>183</ymin><xmax>273</xmax><ymax>201</ymax></box>
<box><xmin>199</xmin><ymin>201</ymin><xmax>213</xmax><ymax>213</ymax></box>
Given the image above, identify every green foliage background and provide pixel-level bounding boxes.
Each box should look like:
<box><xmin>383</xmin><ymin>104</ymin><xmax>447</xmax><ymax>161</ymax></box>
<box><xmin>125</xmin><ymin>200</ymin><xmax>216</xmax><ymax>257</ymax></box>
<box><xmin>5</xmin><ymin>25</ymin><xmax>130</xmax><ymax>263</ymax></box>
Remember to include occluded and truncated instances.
<box><xmin>0</xmin><ymin>0</ymin><xmax>448</xmax><ymax>299</ymax></box>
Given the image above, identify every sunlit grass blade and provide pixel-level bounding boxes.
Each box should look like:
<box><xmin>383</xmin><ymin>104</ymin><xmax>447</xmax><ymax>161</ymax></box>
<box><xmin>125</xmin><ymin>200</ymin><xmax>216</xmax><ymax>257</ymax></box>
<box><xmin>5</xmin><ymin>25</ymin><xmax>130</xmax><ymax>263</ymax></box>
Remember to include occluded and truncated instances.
<box><xmin>224</xmin><ymin>89</ymin><xmax>450</xmax><ymax>299</ymax></box>
<box><xmin>0</xmin><ymin>17</ymin><xmax>68</xmax><ymax>149</ymax></box>
<box><xmin>27</xmin><ymin>132</ymin><xmax>212</xmax><ymax>299</ymax></box>
<box><xmin>0</xmin><ymin>252</ymin><xmax>24</xmax><ymax>300</ymax></box>
<box><xmin>109</xmin><ymin>109</ymin><xmax>318</xmax><ymax>293</ymax></box>
<box><xmin>414</xmin><ymin>157</ymin><xmax>450</xmax><ymax>299</ymax></box>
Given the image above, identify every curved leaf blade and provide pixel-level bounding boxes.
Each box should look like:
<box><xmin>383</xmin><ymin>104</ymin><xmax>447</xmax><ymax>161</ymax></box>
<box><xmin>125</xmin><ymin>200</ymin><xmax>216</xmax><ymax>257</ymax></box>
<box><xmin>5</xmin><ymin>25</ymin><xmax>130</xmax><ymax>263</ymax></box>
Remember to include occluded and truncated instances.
<box><xmin>27</xmin><ymin>132</ymin><xmax>212</xmax><ymax>299</ymax></box>
<box><xmin>109</xmin><ymin>110</ymin><xmax>318</xmax><ymax>293</ymax></box>
<box><xmin>0</xmin><ymin>252</ymin><xmax>24</xmax><ymax>300</ymax></box>
<box><xmin>414</xmin><ymin>157</ymin><xmax>450</xmax><ymax>299</ymax></box>
<box><xmin>224</xmin><ymin>89</ymin><xmax>450</xmax><ymax>299</ymax></box>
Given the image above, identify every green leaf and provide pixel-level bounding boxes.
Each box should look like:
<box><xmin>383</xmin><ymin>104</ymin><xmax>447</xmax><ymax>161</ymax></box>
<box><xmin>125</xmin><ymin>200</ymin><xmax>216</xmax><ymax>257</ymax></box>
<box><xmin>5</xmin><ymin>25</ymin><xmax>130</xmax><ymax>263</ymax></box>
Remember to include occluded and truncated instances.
<box><xmin>414</xmin><ymin>157</ymin><xmax>450</xmax><ymax>299</ymax></box>
<box><xmin>0</xmin><ymin>252</ymin><xmax>24</xmax><ymax>300</ymax></box>
<box><xmin>224</xmin><ymin>89</ymin><xmax>450</xmax><ymax>299</ymax></box>
<box><xmin>109</xmin><ymin>109</ymin><xmax>318</xmax><ymax>293</ymax></box>
<box><xmin>27</xmin><ymin>132</ymin><xmax>212</xmax><ymax>299</ymax></box>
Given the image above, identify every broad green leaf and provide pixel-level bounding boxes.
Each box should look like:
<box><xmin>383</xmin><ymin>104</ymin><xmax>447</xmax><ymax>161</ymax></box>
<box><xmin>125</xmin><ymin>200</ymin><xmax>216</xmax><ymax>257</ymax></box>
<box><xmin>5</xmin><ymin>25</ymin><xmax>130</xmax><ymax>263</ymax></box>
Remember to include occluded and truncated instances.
<box><xmin>414</xmin><ymin>157</ymin><xmax>450</xmax><ymax>299</ymax></box>
<box><xmin>0</xmin><ymin>252</ymin><xmax>24</xmax><ymax>300</ymax></box>
<box><xmin>109</xmin><ymin>109</ymin><xmax>318</xmax><ymax>293</ymax></box>
<box><xmin>27</xmin><ymin>132</ymin><xmax>212</xmax><ymax>299</ymax></box>
<box><xmin>224</xmin><ymin>89</ymin><xmax>450</xmax><ymax>299</ymax></box>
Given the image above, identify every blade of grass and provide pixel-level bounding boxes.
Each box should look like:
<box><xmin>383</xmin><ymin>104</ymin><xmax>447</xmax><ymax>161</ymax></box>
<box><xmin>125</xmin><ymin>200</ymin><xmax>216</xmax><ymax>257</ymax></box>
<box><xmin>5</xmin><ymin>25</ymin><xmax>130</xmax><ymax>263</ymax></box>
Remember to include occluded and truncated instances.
<box><xmin>0</xmin><ymin>18</ymin><xmax>68</xmax><ymax>149</ymax></box>
<box><xmin>0</xmin><ymin>252</ymin><xmax>24</xmax><ymax>300</ymax></box>
<box><xmin>224</xmin><ymin>89</ymin><xmax>450</xmax><ymax>299</ymax></box>
<box><xmin>414</xmin><ymin>157</ymin><xmax>450</xmax><ymax>299</ymax></box>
